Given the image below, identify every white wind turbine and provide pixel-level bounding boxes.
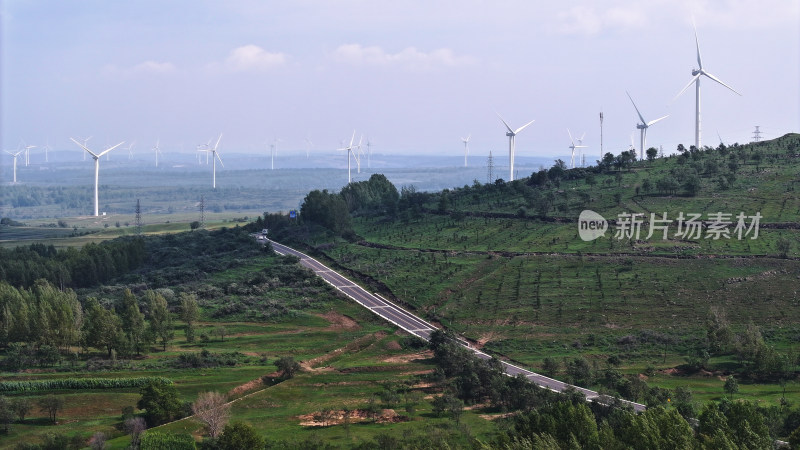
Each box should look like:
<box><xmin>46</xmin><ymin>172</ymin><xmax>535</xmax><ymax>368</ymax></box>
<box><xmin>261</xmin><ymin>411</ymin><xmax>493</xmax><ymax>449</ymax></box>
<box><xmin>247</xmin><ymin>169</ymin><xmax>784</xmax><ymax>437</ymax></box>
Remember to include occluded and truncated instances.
<box><xmin>21</xmin><ymin>141</ymin><xmax>36</xmax><ymax>167</ymax></box>
<box><xmin>305</xmin><ymin>136</ymin><xmax>313</xmax><ymax>159</ymax></box>
<box><xmin>337</xmin><ymin>131</ymin><xmax>359</xmax><ymax>184</ymax></box>
<box><xmin>152</xmin><ymin>139</ymin><xmax>162</xmax><ymax>167</ymax></box>
<box><xmin>43</xmin><ymin>141</ymin><xmax>52</xmax><ymax>163</ymax></box>
<box><xmin>461</xmin><ymin>134</ymin><xmax>470</xmax><ymax>167</ymax></box>
<box><xmin>675</xmin><ymin>24</ymin><xmax>741</xmax><ymax>149</ymax></box>
<box><xmin>4</xmin><ymin>150</ymin><xmax>24</xmax><ymax>183</ymax></box>
<box><xmin>626</xmin><ymin>92</ymin><xmax>668</xmax><ymax>160</ymax></box>
<box><xmin>70</xmin><ymin>138</ymin><xmax>124</xmax><ymax>216</ymax></box>
<box><xmin>355</xmin><ymin>135</ymin><xmax>364</xmax><ymax>173</ymax></box>
<box><xmin>208</xmin><ymin>134</ymin><xmax>224</xmax><ymax>188</ymax></box>
<box><xmin>78</xmin><ymin>136</ymin><xmax>92</xmax><ymax>160</ymax></box>
<box><xmin>567</xmin><ymin>129</ymin><xmax>587</xmax><ymax>169</ymax></box>
<box><xmin>497</xmin><ymin>114</ymin><xmax>535</xmax><ymax>181</ymax></box>
<box><xmin>269</xmin><ymin>138</ymin><xmax>282</xmax><ymax>170</ymax></box>
<box><xmin>126</xmin><ymin>141</ymin><xmax>136</xmax><ymax>160</ymax></box>
<box><xmin>365</xmin><ymin>138</ymin><xmax>373</xmax><ymax>169</ymax></box>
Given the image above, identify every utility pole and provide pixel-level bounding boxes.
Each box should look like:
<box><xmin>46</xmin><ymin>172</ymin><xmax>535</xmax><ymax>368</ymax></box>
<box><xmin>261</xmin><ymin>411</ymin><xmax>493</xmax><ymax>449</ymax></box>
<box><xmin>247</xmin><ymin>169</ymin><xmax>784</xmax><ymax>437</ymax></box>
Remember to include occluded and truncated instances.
<box><xmin>599</xmin><ymin>111</ymin><xmax>604</xmax><ymax>161</ymax></box>
<box><xmin>135</xmin><ymin>199</ymin><xmax>142</xmax><ymax>235</ymax></box>
<box><xmin>752</xmin><ymin>126</ymin><xmax>762</xmax><ymax>143</ymax></box>
<box><xmin>199</xmin><ymin>195</ymin><xmax>205</xmax><ymax>228</ymax></box>
<box><xmin>487</xmin><ymin>151</ymin><xmax>495</xmax><ymax>184</ymax></box>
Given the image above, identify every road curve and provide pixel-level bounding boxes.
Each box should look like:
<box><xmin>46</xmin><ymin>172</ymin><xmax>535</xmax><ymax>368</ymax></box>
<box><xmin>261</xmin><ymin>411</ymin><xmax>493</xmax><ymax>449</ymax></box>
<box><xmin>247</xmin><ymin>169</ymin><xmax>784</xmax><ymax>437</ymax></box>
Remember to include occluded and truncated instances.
<box><xmin>267</xmin><ymin>238</ymin><xmax>646</xmax><ymax>413</ymax></box>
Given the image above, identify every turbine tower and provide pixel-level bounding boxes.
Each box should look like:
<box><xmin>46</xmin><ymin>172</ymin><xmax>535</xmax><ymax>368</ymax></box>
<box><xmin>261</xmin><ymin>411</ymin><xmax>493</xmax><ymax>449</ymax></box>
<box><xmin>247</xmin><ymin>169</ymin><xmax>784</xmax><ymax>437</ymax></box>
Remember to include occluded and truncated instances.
<box><xmin>337</xmin><ymin>131</ymin><xmax>359</xmax><ymax>184</ymax></box>
<box><xmin>626</xmin><ymin>91</ymin><xmax>668</xmax><ymax>160</ymax></box>
<box><xmin>21</xmin><ymin>141</ymin><xmax>36</xmax><ymax>167</ymax></box>
<box><xmin>305</xmin><ymin>136</ymin><xmax>313</xmax><ymax>159</ymax></box>
<box><xmin>675</xmin><ymin>24</ymin><xmax>741</xmax><ymax>149</ymax></box>
<box><xmin>365</xmin><ymin>138</ymin><xmax>373</xmax><ymax>169</ymax></box>
<box><xmin>461</xmin><ymin>134</ymin><xmax>470</xmax><ymax>167</ymax></box>
<box><xmin>567</xmin><ymin>129</ymin><xmax>587</xmax><ymax>169</ymax></box>
<box><xmin>152</xmin><ymin>139</ymin><xmax>161</xmax><ymax>167</ymax></box>
<box><xmin>269</xmin><ymin>138</ymin><xmax>281</xmax><ymax>170</ymax></box>
<box><xmin>208</xmin><ymin>134</ymin><xmax>224</xmax><ymax>188</ymax></box>
<box><xmin>497</xmin><ymin>114</ymin><xmax>534</xmax><ymax>181</ymax></box>
<box><xmin>126</xmin><ymin>141</ymin><xmax>136</xmax><ymax>160</ymax></box>
<box><xmin>4</xmin><ymin>150</ymin><xmax>24</xmax><ymax>183</ymax></box>
<box><xmin>70</xmin><ymin>138</ymin><xmax>124</xmax><ymax>216</ymax></box>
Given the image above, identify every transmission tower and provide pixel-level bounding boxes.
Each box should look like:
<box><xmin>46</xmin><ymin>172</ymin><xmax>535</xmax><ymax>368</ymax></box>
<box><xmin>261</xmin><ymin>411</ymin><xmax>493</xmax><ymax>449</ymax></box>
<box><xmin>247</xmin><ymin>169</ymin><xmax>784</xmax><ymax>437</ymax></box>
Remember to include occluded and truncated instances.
<box><xmin>599</xmin><ymin>111</ymin><xmax>604</xmax><ymax>161</ymax></box>
<box><xmin>752</xmin><ymin>126</ymin><xmax>763</xmax><ymax>142</ymax></box>
<box><xmin>134</xmin><ymin>199</ymin><xmax>142</xmax><ymax>235</ymax></box>
<box><xmin>487</xmin><ymin>151</ymin><xmax>495</xmax><ymax>184</ymax></box>
<box><xmin>199</xmin><ymin>195</ymin><xmax>205</xmax><ymax>228</ymax></box>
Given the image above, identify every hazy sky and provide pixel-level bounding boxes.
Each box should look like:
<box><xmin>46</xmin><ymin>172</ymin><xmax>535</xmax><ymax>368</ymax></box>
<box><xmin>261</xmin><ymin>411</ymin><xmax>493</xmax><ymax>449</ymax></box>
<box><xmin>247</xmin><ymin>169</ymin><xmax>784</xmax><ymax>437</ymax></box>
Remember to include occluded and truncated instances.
<box><xmin>2</xmin><ymin>0</ymin><xmax>798</xmax><ymax>163</ymax></box>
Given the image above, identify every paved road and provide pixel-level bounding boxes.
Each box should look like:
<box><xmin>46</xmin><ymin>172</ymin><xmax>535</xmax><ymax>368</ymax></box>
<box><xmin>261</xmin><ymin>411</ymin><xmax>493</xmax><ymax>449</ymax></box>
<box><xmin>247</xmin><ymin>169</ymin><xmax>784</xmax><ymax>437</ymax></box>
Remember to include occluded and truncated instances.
<box><xmin>268</xmin><ymin>238</ymin><xmax>646</xmax><ymax>413</ymax></box>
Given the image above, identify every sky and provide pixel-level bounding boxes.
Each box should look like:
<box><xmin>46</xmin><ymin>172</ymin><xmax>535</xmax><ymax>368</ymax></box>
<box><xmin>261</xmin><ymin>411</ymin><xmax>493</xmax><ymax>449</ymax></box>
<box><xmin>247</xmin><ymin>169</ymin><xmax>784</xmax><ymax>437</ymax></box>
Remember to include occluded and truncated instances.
<box><xmin>2</xmin><ymin>0</ymin><xmax>798</xmax><ymax>164</ymax></box>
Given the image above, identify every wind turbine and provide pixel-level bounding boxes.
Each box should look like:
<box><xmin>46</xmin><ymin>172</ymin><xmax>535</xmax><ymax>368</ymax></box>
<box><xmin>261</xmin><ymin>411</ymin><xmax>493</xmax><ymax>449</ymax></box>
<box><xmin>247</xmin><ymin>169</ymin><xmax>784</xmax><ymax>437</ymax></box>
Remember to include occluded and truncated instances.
<box><xmin>78</xmin><ymin>136</ymin><xmax>92</xmax><ymax>160</ymax></box>
<box><xmin>21</xmin><ymin>141</ymin><xmax>36</xmax><ymax>167</ymax></box>
<box><xmin>567</xmin><ymin>129</ymin><xmax>587</xmax><ymax>169</ymax></box>
<box><xmin>43</xmin><ymin>141</ymin><xmax>52</xmax><ymax>163</ymax></box>
<box><xmin>365</xmin><ymin>138</ymin><xmax>373</xmax><ymax>169</ymax></box>
<box><xmin>497</xmin><ymin>114</ymin><xmax>535</xmax><ymax>181</ymax></box>
<box><xmin>269</xmin><ymin>138</ymin><xmax>282</xmax><ymax>170</ymax></box>
<box><xmin>126</xmin><ymin>141</ymin><xmax>136</xmax><ymax>160</ymax></box>
<box><xmin>208</xmin><ymin>134</ymin><xmax>223</xmax><ymax>188</ymax></box>
<box><xmin>626</xmin><ymin>91</ymin><xmax>668</xmax><ymax>160</ymax></box>
<box><xmin>355</xmin><ymin>135</ymin><xmax>364</xmax><ymax>173</ymax></box>
<box><xmin>461</xmin><ymin>134</ymin><xmax>470</xmax><ymax>167</ymax></box>
<box><xmin>152</xmin><ymin>139</ymin><xmax>161</xmax><ymax>167</ymax></box>
<box><xmin>337</xmin><ymin>131</ymin><xmax>359</xmax><ymax>184</ymax></box>
<box><xmin>675</xmin><ymin>23</ymin><xmax>741</xmax><ymax>149</ymax></box>
<box><xmin>70</xmin><ymin>138</ymin><xmax>124</xmax><ymax>216</ymax></box>
<box><xmin>4</xmin><ymin>150</ymin><xmax>24</xmax><ymax>183</ymax></box>
<box><xmin>305</xmin><ymin>136</ymin><xmax>313</xmax><ymax>159</ymax></box>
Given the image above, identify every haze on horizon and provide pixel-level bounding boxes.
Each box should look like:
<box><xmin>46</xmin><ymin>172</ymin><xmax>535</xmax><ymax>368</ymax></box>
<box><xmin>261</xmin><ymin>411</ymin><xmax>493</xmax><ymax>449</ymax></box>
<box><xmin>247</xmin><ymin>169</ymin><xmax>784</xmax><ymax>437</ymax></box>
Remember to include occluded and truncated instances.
<box><xmin>2</xmin><ymin>0</ymin><xmax>798</xmax><ymax>165</ymax></box>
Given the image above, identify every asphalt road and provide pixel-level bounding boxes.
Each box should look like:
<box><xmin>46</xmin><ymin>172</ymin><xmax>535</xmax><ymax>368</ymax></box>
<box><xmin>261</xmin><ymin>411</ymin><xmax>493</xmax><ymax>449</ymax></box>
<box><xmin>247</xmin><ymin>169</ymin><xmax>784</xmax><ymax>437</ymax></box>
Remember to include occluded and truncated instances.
<box><xmin>268</xmin><ymin>238</ymin><xmax>646</xmax><ymax>413</ymax></box>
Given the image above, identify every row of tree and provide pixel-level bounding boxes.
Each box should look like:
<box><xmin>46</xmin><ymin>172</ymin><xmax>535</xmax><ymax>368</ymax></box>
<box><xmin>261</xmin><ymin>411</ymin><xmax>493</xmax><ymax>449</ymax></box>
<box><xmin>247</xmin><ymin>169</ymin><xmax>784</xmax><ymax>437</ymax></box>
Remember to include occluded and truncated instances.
<box><xmin>0</xmin><ymin>280</ymin><xmax>199</xmax><ymax>362</ymax></box>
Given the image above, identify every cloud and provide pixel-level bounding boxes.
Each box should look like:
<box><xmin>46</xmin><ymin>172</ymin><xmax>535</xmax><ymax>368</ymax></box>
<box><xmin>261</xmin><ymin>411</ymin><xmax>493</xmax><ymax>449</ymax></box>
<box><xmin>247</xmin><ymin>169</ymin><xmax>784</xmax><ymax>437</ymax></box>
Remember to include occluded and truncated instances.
<box><xmin>553</xmin><ymin>6</ymin><xmax>647</xmax><ymax>35</ymax></box>
<box><xmin>331</xmin><ymin>44</ymin><xmax>476</xmax><ymax>70</ymax></box>
<box><xmin>102</xmin><ymin>60</ymin><xmax>177</xmax><ymax>77</ymax></box>
<box><xmin>222</xmin><ymin>45</ymin><xmax>286</xmax><ymax>71</ymax></box>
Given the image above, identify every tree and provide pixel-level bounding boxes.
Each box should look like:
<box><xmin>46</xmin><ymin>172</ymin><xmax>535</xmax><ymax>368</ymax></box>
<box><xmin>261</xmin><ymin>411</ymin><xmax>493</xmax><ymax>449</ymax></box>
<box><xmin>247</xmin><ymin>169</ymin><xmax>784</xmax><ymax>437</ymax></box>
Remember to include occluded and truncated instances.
<box><xmin>724</xmin><ymin>375</ymin><xmax>739</xmax><ymax>399</ymax></box>
<box><xmin>137</xmin><ymin>380</ymin><xmax>183</xmax><ymax>426</ymax></box>
<box><xmin>0</xmin><ymin>396</ymin><xmax>13</xmax><ymax>433</ymax></box>
<box><xmin>275</xmin><ymin>356</ymin><xmax>301</xmax><ymax>379</ymax></box>
<box><xmin>215</xmin><ymin>326</ymin><xmax>228</xmax><ymax>342</ymax></box>
<box><xmin>646</xmin><ymin>147</ymin><xmax>658</xmax><ymax>162</ymax></box>
<box><xmin>124</xmin><ymin>416</ymin><xmax>147</xmax><ymax>449</ymax></box>
<box><xmin>190</xmin><ymin>221</ymin><xmax>201</xmax><ymax>231</ymax></box>
<box><xmin>179</xmin><ymin>293</ymin><xmax>199</xmax><ymax>343</ymax></box>
<box><xmin>119</xmin><ymin>289</ymin><xmax>146</xmax><ymax>355</ymax></box>
<box><xmin>216</xmin><ymin>422</ymin><xmax>265</xmax><ymax>450</ymax></box>
<box><xmin>10</xmin><ymin>397</ymin><xmax>32</xmax><ymax>422</ymax></box>
<box><xmin>146</xmin><ymin>291</ymin><xmax>174</xmax><ymax>351</ymax></box>
<box><xmin>82</xmin><ymin>297</ymin><xmax>123</xmax><ymax>358</ymax></box>
<box><xmin>776</xmin><ymin>237</ymin><xmax>792</xmax><ymax>258</ymax></box>
<box><xmin>89</xmin><ymin>431</ymin><xmax>107</xmax><ymax>450</ymax></box>
<box><xmin>192</xmin><ymin>391</ymin><xmax>230</xmax><ymax>438</ymax></box>
<box><xmin>38</xmin><ymin>395</ymin><xmax>64</xmax><ymax>424</ymax></box>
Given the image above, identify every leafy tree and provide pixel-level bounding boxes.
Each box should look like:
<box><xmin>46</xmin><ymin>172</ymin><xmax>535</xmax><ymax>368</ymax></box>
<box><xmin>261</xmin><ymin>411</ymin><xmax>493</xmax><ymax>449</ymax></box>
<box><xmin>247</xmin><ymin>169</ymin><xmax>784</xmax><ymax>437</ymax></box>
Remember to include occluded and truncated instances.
<box><xmin>119</xmin><ymin>289</ymin><xmax>146</xmax><ymax>355</ymax></box>
<box><xmin>37</xmin><ymin>395</ymin><xmax>64</xmax><ymax>424</ymax></box>
<box><xmin>137</xmin><ymin>380</ymin><xmax>183</xmax><ymax>426</ymax></box>
<box><xmin>216</xmin><ymin>422</ymin><xmax>264</xmax><ymax>450</ymax></box>
<box><xmin>190</xmin><ymin>221</ymin><xmax>201</xmax><ymax>231</ymax></box>
<box><xmin>275</xmin><ymin>356</ymin><xmax>300</xmax><ymax>379</ymax></box>
<box><xmin>0</xmin><ymin>396</ymin><xmax>13</xmax><ymax>433</ymax></box>
<box><xmin>646</xmin><ymin>147</ymin><xmax>658</xmax><ymax>161</ymax></box>
<box><xmin>192</xmin><ymin>391</ymin><xmax>230</xmax><ymax>438</ymax></box>
<box><xmin>146</xmin><ymin>291</ymin><xmax>174</xmax><ymax>351</ymax></box>
<box><xmin>179</xmin><ymin>293</ymin><xmax>199</xmax><ymax>343</ymax></box>
<box><xmin>82</xmin><ymin>298</ymin><xmax>123</xmax><ymax>358</ymax></box>
<box><xmin>542</xmin><ymin>357</ymin><xmax>560</xmax><ymax>377</ymax></box>
<box><xmin>776</xmin><ymin>237</ymin><xmax>792</xmax><ymax>258</ymax></box>
<box><xmin>10</xmin><ymin>397</ymin><xmax>32</xmax><ymax>422</ymax></box>
<box><xmin>724</xmin><ymin>375</ymin><xmax>739</xmax><ymax>399</ymax></box>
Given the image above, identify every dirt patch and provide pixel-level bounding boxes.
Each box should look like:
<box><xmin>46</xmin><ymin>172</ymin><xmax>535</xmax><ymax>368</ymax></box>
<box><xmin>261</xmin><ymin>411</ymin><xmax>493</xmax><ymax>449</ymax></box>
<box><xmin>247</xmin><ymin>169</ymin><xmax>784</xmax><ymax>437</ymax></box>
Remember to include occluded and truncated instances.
<box><xmin>228</xmin><ymin>378</ymin><xmax>266</xmax><ymax>398</ymax></box>
<box><xmin>480</xmin><ymin>412</ymin><xmax>516</xmax><ymax>421</ymax></box>
<box><xmin>319</xmin><ymin>311</ymin><xmax>361</xmax><ymax>330</ymax></box>
<box><xmin>661</xmin><ymin>368</ymin><xmax>681</xmax><ymax>375</ymax></box>
<box><xmin>298</xmin><ymin>408</ymin><xmax>404</xmax><ymax>426</ymax></box>
<box><xmin>382</xmin><ymin>350</ymin><xmax>432</xmax><ymax>364</ymax></box>
<box><xmin>385</xmin><ymin>340</ymin><xmax>402</xmax><ymax>351</ymax></box>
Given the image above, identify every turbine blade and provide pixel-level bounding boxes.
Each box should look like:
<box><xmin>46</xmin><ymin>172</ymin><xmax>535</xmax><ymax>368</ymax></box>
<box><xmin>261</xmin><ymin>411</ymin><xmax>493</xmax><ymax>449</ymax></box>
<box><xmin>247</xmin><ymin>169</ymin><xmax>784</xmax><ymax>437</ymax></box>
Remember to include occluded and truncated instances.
<box><xmin>515</xmin><ymin>119</ymin><xmax>535</xmax><ymax>134</ymax></box>
<box><xmin>702</xmin><ymin>71</ymin><xmax>741</xmax><ymax>96</ymax></box>
<box><xmin>626</xmin><ymin>91</ymin><xmax>647</xmax><ymax>125</ymax></box>
<box><xmin>567</xmin><ymin>128</ymin><xmax>575</xmax><ymax>145</ymax></box>
<box><xmin>694</xmin><ymin>29</ymin><xmax>703</xmax><ymax>70</ymax></box>
<box><xmin>496</xmin><ymin>113</ymin><xmax>514</xmax><ymax>134</ymax></box>
<box><xmin>647</xmin><ymin>115</ymin><xmax>669</xmax><ymax>127</ymax></box>
<box><xmin>674</xmin><ymin>74</ymin><xmax>701</xmax><ymax>101</ymax></box>
<box><xmin>349</xmin><ymin>130</ymin><xmax>355</xmax><ymax>148</ymax></box>
<box><xmin>216</xmin><ymin>152</ymin><xmax>224</xmax><ymax>168</ymax></box>
<box><xmin>70</xmin><ymin>137</ymin><xmax>99</xmax><ymax>158</ymax></box>
<box><xmin>214</xmin><ymin>134</ymin><xmax>223</xmax><ymax>150</ymax></box>
<box><xmin>97</xmin><ymin>142</ymin><xmax>125</xmax><ymax>157</ymax></box>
